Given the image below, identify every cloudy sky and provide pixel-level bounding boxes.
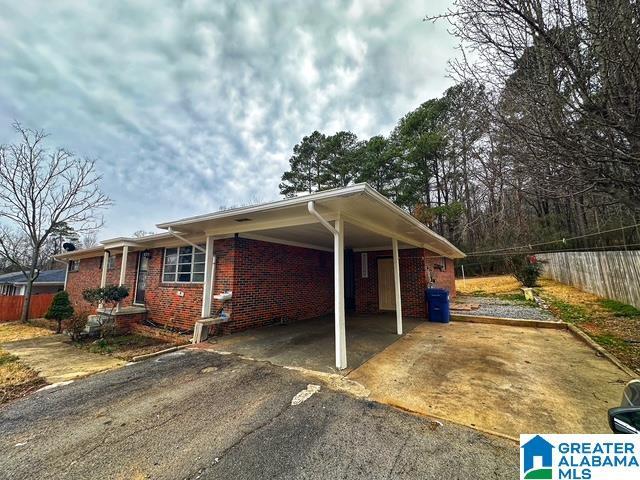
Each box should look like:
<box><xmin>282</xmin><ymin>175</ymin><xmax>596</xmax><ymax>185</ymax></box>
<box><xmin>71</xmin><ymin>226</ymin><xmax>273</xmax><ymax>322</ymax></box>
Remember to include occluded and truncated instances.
<box><xmin>0</xmin><ymin>0</ymin><xmax>457</xmax><ymax>239</ymax></box>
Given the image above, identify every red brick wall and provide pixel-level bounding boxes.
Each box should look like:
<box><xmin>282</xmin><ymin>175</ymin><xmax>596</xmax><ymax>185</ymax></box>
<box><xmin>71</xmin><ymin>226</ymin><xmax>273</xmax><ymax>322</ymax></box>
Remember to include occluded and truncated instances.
<box><xmin>354</xmin><ymin>248</ymin><xmax>456</xmax><ymax>318</ymax></box>
<box><xmin>226</xmin><ymin>237</ymin><xmax>334</xmax><ymax>333</ymax></box>
<box><xmin>65</xmin><ymin>256</ymin><xmax>102</xmax><ymax>313</ymax></box>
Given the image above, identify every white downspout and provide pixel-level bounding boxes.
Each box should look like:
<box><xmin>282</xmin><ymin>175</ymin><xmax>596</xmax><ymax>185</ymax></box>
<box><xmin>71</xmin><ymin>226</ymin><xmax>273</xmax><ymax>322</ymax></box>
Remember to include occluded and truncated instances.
<box><xmin>53</xmin><ymin>258</ymin><xmax>69</xmax><ymax>290</ymax></box>
<box><xmin>167</xmin><ymin>227</ymin><xmax>206</xmax><ymax>253</ymax></box>
<box><xmin>308</xmin><ymin>201</ymin><xmax>347</xmax><ymax>370</ymax></box>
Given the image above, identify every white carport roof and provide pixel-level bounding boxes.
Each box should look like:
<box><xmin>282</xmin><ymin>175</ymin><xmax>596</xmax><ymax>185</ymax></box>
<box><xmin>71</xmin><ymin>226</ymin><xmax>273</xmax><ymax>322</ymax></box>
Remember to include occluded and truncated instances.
<box><xmin>156</xmin><ymin>184</ymin><xmax>464</xmax><ymax>258</ymax></box>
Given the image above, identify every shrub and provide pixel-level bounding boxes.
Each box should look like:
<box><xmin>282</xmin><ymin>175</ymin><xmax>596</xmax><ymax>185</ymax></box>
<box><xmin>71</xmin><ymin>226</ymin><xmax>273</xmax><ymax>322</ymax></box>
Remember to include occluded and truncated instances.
<box><xmin>66</xmin><ymin>312</ymin><xmax>89</xmax><ymax>341</ymax></box>
<box><xmin>506</xmin><ymin>256</ymin><xmax>542</xmax><ymax>288</ymax></box>
<box><xmin>44</xmin><ymin>291</ymin><xmax>74</xmax><ymax>333</ymax></box>
<box><xmin>82</xmin><ymin>285</ymin><xmax>129</xmax><ymax>337</ymax></box>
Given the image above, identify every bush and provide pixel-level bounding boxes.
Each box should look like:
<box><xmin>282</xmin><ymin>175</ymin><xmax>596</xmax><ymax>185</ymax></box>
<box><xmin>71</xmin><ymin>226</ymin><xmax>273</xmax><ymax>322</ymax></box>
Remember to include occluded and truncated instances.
<box><xmin>506</xmin><ymin>256</ymin><xmax>542</xmax><ymax>288</ymax></box>
<box><xmin>44</xmin><ymin>291</ymin><xmax>74</xmax><ymax>333</ymax></box>
<box><xmin>82</xmin><ymin>285</ymin><xmax>129</xmax><ymax>338</ymax></box>
<box><xmin>66</xmin><ymin>312</ymin><xmax>89</xmax><ymax>341</ymax></box>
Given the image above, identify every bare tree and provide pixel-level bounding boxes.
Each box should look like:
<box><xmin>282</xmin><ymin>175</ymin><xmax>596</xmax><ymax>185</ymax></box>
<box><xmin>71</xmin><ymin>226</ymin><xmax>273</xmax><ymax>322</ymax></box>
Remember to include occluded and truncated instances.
<box><xmin>0</xmin><ymin>123</ymin><xmax>111</xmax><ymax>321</ymax></box>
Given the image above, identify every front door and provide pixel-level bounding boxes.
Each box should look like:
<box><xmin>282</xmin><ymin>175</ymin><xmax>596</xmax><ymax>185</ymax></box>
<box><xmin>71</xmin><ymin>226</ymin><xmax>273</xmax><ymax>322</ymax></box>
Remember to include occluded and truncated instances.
<box><xmin>377</xmin><ymin>258</ymin><xmax>396</xmax><ymax>310</ymax></box>
<box><xmin>134</xmin><ymin>253</ymin><xmax>149</xmax><ymax>304</ymax></box>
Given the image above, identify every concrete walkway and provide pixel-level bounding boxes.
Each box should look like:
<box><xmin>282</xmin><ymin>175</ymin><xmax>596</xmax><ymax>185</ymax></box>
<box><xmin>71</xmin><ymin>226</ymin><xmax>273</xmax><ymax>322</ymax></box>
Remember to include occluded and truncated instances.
<box><xmin>347</xmin><ymin>321</ymin><xmax>631</xmax><ymax>438</ymax></box>
<box><xmin>2</xmin><ymin>335</ymin><xmax>126</xmax><ymax>383</ymax></box>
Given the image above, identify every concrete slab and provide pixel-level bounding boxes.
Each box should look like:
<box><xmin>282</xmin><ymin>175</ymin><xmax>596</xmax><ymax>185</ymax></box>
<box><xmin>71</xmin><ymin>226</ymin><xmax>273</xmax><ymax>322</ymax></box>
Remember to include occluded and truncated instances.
<box><xmin>2</xmin><ymin>335</ymin><xmax>126</xmax><ymax>383</ymax></box>
<box><xmin>347</xmin><ymin>322</ymin><xmax>631</xmax><ymax>438</ymax></box>
<box><xmin>205</xmin><ymin>314</ymin><xmax>422</xmax><ymax>374</ymax></box>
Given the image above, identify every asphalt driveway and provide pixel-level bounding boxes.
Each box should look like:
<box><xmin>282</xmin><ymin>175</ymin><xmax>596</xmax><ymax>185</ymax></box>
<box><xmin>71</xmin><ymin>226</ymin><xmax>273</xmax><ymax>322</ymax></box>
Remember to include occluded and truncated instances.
<box><xmin>0</xmin><ymin>349</ymin><xmax>518</xmax><ymax>479</ymax></box>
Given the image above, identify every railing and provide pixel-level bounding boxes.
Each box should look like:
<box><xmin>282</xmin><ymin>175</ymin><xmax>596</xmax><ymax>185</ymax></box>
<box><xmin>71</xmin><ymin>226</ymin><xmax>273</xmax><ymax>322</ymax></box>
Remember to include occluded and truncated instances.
<box><xmin>0</xmin><ymin>293</ymin><xmax>55</xmax><ymax>322</ymax></box>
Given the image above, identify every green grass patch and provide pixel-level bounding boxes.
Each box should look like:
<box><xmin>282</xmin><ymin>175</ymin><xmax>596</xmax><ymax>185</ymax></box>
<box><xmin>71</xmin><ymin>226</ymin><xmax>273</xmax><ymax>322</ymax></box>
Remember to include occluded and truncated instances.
<box><xmin>598</xmin><ymin>299</ymin><xmax>640</xmax><ymax>317</ymax></box>
<box><xmin>468</xmin><ymin>290</ymin><xmax>488</xmax><ymax>296</ymax></box>
<box><xmin>591</xmin><ymin>333</ymin><xmax>631</xmax><ymax>351</ymax></box>
<box><xmin>75</xmin><ymin>334</ymin><xmax>168</xmax><ymax>357</ymax></box>
<box><xmin>0</xmin><ymin>351</ymin><xmax>18</xmax><ymax>366</ymax></box>
<box><xmin>547</xmin><ymin>298</ymin><xmax>591</xmax><ymax>323</ymax></box>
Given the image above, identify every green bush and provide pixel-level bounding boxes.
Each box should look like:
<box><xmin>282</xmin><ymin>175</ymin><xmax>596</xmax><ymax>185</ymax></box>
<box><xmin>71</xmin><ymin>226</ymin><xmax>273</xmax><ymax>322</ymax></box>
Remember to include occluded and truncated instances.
<box><xmin>44</xmin><ymin>291</ymin><xmax>74</xmax><ymax>333</ymax></box>
<box><xmin>506</xmin><ymin>256</ymin><xmax>542</xmax><ymax>288</ymax></box>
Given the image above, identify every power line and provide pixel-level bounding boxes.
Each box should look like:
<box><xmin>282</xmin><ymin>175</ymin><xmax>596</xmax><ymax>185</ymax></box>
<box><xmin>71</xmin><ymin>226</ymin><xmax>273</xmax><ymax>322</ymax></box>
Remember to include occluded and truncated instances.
<box><xmin>459</xmin><ymin>222</ymin><xmax>640</xmax><ymax>257</ymax></box>
<box><xmin>462</xmin><ymin>242</ymin><xmax>640</xmax><ymax>259</ymax></box>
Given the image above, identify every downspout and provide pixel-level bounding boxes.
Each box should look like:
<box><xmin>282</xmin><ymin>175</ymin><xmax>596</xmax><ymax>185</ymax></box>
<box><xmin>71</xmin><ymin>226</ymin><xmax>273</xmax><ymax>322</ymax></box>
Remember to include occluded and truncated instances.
<box><xmin>308</xmin><ymin>201</ymin><xmax>337</xmax><ymax>235</ymax></box>
<box><xmin>53</xmin><ymin>258</ymin><xmax>69</xmax><ymax>290</ymax></box>
<box><xmin>167</xmin><ymin>227</ymin><xmax>206</xmax><ymax>253</ymax></box>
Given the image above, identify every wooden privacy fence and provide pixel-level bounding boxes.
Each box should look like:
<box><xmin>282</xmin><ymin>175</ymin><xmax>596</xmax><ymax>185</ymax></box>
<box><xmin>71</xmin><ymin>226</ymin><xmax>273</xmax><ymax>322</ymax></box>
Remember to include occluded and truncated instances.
<box><xmin>0</xmin><ymin>293</ymin><xmax>55</xmax><ymax>322</ymax></box>
<box><xmin>538</xmin><ymin>251</ymin><xmax>640</xmax><ymax>308</ymax></box>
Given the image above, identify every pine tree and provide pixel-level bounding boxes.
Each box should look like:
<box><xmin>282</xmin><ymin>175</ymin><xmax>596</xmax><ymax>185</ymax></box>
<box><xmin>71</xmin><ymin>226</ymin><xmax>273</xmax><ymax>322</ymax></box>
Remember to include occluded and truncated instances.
<box><xmin>45</xmin><ymin>290</ymin><xmax>74</xmax><ymax>334</ymax></box>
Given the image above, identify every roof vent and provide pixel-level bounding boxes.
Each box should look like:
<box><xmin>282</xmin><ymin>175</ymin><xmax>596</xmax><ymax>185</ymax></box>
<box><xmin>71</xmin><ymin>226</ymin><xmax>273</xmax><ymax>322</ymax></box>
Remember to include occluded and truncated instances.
<box><xmin>234</xmin><ymin>218</ymin><xmax>252</xmax><ymax>222</ymax></box>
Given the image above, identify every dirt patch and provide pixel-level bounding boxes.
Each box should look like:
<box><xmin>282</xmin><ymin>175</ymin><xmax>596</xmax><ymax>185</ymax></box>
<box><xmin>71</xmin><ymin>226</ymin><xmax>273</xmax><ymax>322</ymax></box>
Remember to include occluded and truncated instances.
<box><xmin>0</xmin><ymin>350</ymin><xmax>47</xmax><ymax>405</ymax></box>
<box><xmin>348</xmin><ymin>322</ymin><xmax>630</xmax><ymax>438</ymax></box>
<box><xmin>456</xmin><ymin>275</ymin><xmax>521</xmax><ymax>295</ymax></box>
<box><xmin>74</xmin><ymin>334</ymin><xmax>174</xmax><ymax>361</ymax></box>
<box><xmin>0</xmin><ymin>321</ymin><xmax>55</xmax><ymax>344</ymax></box>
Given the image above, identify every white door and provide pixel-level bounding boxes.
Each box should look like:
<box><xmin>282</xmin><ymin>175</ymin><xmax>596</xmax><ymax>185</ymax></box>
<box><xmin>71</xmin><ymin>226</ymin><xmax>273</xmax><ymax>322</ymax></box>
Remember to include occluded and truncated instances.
<box><xmin>378</xmin><ymin>258</ymin><xmax>396</xmax><ymax>310</ymax></box>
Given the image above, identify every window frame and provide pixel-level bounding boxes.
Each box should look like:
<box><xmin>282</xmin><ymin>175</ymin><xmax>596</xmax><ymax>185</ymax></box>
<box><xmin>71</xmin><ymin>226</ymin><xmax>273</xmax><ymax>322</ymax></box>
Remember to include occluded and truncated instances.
<box><xmin>68</xmin><ymin>259</ymin><xmax>80</xmax><ymax>272</ymax></box>
<box><xmin>162</xmin><ymin>244</ymin><xmax>206</xmax><ymax>284</ymax></box>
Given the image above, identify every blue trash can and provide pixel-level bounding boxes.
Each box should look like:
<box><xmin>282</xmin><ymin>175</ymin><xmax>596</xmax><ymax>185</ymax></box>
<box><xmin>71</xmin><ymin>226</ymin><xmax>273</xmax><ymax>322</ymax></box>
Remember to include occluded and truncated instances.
<box><xmin>425</xmin><ymin>288</ymin><xmax>450</xmax><ymax>323</ymax></box>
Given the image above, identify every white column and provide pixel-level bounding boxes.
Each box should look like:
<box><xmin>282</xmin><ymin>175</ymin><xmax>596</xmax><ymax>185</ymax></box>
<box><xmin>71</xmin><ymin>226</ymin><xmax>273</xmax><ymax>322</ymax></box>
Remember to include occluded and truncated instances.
<box><xmin>100</xmin><ymin>251</ymin><xmax>109</xmax><ymax>288</ymax></box>
<box><xmin>201</xmin><ymin>235</ymin><xmax>215</xmax><ymax>318</ymax></box>
<box><xmin>392</xmin><ymin>238</ymin><xmax>403</xmax><ymax>335</ymax></box>
<box><xmin>119</xmin><ymin>246</ymin><xmax>129</xmax><ymax>286</ymax></box>
<box><xmin>334</xmin><ymin>215</ymin><xmax>347</xmax><ymax>370</ymax></box>
<box><xmin>99</xmin><ymin>251</ymin><xmax>109</xmax><ymax>309</ymax></box>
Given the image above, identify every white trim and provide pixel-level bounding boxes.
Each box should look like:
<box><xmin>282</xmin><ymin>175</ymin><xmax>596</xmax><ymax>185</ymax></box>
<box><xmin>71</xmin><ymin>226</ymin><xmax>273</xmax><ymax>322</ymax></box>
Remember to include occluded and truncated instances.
<box><xmin>203</xmin><ymin>214</ymin><xmax>334</xmax><ymax>237</ymax></box>
<box><xmin>392</xmin><ymin>238</ymin><xmax>403</xmax><ymax>335</ymax></box>
<box><xmin>167</xmin><ymin>228</ymin><xmax>207</xmax><ymax>253</ymax></box>
<box><xmin>240</xmin><ymin>233</ymin><xmax>333</xmax><ymax>252</ymax></box>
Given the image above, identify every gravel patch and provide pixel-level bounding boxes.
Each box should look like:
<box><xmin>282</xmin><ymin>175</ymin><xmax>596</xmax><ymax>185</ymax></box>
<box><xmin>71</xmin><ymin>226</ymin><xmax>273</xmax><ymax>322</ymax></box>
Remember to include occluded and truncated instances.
<box><xmin>455</xmin><ymin>295</ymin><xmax>558</xmax><ymax>321</ymax></box>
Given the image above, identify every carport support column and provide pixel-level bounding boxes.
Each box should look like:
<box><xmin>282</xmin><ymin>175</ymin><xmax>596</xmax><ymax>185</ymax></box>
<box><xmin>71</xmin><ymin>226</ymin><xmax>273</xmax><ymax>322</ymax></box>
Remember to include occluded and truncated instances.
<box><xmin>201</xmin><ymin>235</ymin><xmax>215</xmax><ymax>318</ymax></box>
<box><xmin>392</xmin><ymin>238</ymin><xmax>403</xmax><ymax>335</ymax></box>
<box><xmin>334</xmin><ymin>215</ymin><xmax>347</xmax><ymax>370</ymax></box>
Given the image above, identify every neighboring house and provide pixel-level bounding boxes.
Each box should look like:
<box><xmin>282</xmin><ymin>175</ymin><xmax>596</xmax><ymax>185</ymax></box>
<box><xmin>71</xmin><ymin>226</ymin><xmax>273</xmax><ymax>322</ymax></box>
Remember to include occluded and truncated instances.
<box><xmin>56</xmin><ymin>184</ymin><xmax>465</xmax><ymax>369</ymax></box>
<box><xmin>0</xmin><ymin>269</ymin><xmax>66</xmax><ymax>296</ymax></box>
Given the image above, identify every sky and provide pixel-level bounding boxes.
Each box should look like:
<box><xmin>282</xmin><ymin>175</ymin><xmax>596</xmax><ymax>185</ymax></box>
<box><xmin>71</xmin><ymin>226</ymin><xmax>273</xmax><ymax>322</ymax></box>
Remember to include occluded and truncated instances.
<box><xmin>0</xmin><ymin>0</ymin><xmax>457</xmax><ymax>240</ymax></box>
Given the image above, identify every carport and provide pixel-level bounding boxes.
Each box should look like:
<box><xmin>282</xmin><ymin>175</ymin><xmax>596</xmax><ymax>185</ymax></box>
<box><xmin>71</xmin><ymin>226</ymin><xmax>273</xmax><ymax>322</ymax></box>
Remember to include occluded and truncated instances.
<box><xmin>156</xmin><ymin>184</ymin><xmax>464</xmax><ymax>370</ymax></box>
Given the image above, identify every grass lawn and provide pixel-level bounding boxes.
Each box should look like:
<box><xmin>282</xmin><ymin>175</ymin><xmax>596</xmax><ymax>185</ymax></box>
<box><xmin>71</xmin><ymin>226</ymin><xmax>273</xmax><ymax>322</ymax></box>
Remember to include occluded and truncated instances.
<box><xmin>0</xmin><ymin>321</ymin><xmax>54</xmax><ymax>405</ymax></box>
<box><xmin>74</xmin><ymin>334</ymin><xmax>174</xmax><ymax>361</ymax></box>
<box><xmin>456</xmin><ymin>275</ymin><xmax>640</xmax><ymax>373</ymax></box>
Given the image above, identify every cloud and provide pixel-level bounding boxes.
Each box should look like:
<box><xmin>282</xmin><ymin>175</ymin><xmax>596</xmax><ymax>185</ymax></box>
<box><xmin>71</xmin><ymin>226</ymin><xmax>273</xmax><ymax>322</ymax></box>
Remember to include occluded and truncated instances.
<box><xmin>0</xmin><ymin>0</ymin><xmax>457</xmax><ymax>238</ymax></box>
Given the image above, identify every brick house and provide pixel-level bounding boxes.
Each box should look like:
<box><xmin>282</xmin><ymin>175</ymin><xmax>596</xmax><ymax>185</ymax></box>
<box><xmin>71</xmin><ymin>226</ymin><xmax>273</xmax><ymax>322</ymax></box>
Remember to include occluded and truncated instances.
<box><xmin>57</xmin><ymin>184</ymin><xmax>464</xmax><ymax>370</ymax></box>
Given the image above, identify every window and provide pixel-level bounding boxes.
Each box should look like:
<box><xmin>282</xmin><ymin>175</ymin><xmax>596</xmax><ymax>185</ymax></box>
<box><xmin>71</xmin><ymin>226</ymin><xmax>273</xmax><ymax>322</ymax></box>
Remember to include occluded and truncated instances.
<box><xmin>361</xmin><ymin>253</ymin><xmax>368</xmax><ymax>278</ymax></box>
<box><xmin>69</xmin><ymin>260</ymin><xmax>80</xmax><ymax>272</ymax></box>
<box><xmin>163</xmin><ymin>245</ymin><xmax>205</xmax><ymax>283</ymax></box>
